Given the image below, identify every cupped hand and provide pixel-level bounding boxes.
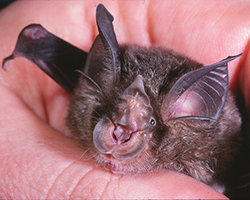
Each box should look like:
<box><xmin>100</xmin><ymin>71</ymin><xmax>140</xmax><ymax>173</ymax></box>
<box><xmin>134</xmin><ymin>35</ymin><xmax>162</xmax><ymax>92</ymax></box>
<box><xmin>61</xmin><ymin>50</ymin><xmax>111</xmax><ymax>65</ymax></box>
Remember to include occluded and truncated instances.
<box><xmin>0</xmin><ymin>1</ymin><xmax>249</xmax><ymax>199</ymax></box>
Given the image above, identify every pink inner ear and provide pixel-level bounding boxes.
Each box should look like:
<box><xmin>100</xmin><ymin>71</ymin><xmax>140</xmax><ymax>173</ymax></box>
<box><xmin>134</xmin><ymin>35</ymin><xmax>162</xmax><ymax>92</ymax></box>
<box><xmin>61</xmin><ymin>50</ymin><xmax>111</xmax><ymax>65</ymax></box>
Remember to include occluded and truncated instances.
<box><xmin>168</xmin><ymin>87</ymin><xmax>208</xmax><ymax>120</ymax></box>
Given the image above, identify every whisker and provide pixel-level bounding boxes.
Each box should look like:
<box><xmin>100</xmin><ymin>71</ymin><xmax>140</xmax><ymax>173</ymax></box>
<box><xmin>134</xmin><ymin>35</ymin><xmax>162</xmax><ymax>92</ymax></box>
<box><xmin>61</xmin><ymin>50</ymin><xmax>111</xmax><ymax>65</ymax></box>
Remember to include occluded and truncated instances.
<box><xmin>76</xmin><ymin>148</ymin><xmax>98</xmax><ymax>162</ymax></box>
<box><xmin>236</xmin><ymin>173</ymin><xmax>250</xmax><ymax>189</ymax></box>
<box><xmin>236</xmin><ymin>182</ymin><xmax>250</xmax><ymax>189</ymax></box>
<box><xmin>78</xmin><ymin>148</ymin><xmax>91</xmax><ymax>160</ymax></box>
<box><xmin>92</xmin><ymin>108</ymin><xmax>101</xmax><ymax>117</ymax></box>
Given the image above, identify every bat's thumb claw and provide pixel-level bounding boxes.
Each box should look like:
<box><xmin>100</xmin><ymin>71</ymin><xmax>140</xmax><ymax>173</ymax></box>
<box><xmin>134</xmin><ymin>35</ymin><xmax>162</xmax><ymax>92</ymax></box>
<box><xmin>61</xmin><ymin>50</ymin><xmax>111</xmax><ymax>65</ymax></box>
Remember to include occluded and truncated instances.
<box><xmin>2</xmin><ymin>54</ymin><xmax>14</xmax><ymax>71</ymax></box>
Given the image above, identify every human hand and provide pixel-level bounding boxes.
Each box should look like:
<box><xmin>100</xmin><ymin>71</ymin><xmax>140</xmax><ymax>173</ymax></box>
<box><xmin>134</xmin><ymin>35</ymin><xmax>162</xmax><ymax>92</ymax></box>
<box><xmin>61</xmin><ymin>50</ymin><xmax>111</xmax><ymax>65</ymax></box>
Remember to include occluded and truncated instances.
<box><xmin>0</xmin><ymin>1</ymin><xmax>249</xmax><ymax>199</ymax></box>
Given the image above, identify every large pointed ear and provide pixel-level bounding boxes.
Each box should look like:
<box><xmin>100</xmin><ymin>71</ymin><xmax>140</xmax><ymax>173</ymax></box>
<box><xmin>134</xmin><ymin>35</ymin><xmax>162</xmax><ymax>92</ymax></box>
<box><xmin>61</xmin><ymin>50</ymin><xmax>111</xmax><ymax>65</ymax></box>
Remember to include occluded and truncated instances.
<box><xmin>83</xmin><ymin>4</ymin><xmax>120</xmax><ymax>95</ymax></box>
<box><xmin>2</xmin><ymin>24</ymin><xmax>88</xmax><ymax>93</ymax></box>
<box><xmin>161</xmin><ymin>54</ymin><xmax>242</xmax><ymax>122</ymax></box>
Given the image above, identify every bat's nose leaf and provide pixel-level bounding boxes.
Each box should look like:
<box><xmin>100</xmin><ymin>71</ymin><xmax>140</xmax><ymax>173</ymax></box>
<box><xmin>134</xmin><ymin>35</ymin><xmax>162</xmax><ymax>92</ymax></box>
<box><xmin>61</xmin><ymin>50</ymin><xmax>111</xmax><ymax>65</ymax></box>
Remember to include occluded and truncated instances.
<box><xmin>93</xmin><ymin>117</ymin><xmax>115</xmax><ymax>155</ymax></box>
<box><xmin>93</xmin><ymin>116</ymin><xmax>150</xmax><ymax>160</ymax></box>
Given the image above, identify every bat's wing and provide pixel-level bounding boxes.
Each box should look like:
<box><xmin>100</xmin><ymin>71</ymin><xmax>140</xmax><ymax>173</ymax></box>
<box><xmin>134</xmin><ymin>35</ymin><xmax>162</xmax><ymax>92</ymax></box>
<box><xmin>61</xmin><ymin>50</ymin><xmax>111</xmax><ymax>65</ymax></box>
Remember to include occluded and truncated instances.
<box><xmin>161</xmin><ymin>54</ymin><xmax>242</xmax><ymax>122</ymax></box>
<box><xmin>2</xmin><ymin>24</ymin><xmax>88</xmax><ymax>93</ymax></box>
<box><xmin>2</xmin><ymin>4</ymin><xmax>119</xmax><ymax>95</ymax></box>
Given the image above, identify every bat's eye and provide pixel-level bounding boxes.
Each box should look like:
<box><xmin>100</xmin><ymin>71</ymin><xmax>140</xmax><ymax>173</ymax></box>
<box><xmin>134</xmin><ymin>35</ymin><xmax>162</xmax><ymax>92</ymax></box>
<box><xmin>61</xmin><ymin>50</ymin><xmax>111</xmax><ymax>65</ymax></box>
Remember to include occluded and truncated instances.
<box><xmin>150</xmin><ymin>117</ymin><xmax>156</xmax><ymax>126</ymax></box>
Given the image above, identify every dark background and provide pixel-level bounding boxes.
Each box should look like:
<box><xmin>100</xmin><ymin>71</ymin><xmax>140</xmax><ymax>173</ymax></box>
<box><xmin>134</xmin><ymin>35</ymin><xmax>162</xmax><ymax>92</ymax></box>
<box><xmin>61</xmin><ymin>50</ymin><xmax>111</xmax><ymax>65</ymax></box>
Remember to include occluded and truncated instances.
<box><xmin>0</xmin><ymin>0</ymin><xmax>14</xmax><ymax>10</ymax></box>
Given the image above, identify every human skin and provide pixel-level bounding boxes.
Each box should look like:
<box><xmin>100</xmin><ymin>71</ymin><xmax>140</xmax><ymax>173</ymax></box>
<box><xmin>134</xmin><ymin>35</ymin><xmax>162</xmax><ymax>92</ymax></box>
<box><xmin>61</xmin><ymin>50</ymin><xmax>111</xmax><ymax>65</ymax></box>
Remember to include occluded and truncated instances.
<box><xmin>0</xmin><ymin>0</ymin><xmax>249</xmax><ymax>199</ymax></box>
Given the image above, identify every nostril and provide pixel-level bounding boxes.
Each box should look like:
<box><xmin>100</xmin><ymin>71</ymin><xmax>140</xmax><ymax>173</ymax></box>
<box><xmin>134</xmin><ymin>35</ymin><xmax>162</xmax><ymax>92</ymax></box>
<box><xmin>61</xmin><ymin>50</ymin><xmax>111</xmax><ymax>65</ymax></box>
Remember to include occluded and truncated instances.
<box><xmin>113</xmin><ymin>125</ymin><xmax>132</xmax><ymax>144</ymax></box>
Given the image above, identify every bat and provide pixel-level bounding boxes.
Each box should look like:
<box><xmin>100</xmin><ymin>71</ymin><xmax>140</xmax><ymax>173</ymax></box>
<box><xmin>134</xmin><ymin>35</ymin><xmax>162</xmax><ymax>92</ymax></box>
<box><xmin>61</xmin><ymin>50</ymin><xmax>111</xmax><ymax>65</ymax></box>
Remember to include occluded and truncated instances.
<box><xmin>2</xmin><ymin>4</ymin><xmax>242</xmax><ymax>193</ymax></box>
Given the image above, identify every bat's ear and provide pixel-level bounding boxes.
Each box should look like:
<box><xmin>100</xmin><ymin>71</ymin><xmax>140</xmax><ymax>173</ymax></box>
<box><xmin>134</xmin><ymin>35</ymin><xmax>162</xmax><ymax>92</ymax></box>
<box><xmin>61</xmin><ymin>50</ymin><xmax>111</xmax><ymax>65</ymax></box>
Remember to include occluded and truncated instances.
<box><xmin>161</xmin><ymin>54</ymin><xmax>242</xmax><ymax>122</ymax></box>
<box><xmin>83</xmin><ymin>4</ymin><xmax>120</xmax><ymax>95</ymax></box>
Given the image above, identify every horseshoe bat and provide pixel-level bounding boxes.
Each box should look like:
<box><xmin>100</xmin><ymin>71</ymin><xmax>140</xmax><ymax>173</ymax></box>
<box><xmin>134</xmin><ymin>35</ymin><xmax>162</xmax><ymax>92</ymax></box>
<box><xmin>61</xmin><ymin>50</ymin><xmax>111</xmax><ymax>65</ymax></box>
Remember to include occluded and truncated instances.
<box><xmin>2</xmin><ymin>4</ymin><xmax>242</xmax><ymax>192</ymax></box>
